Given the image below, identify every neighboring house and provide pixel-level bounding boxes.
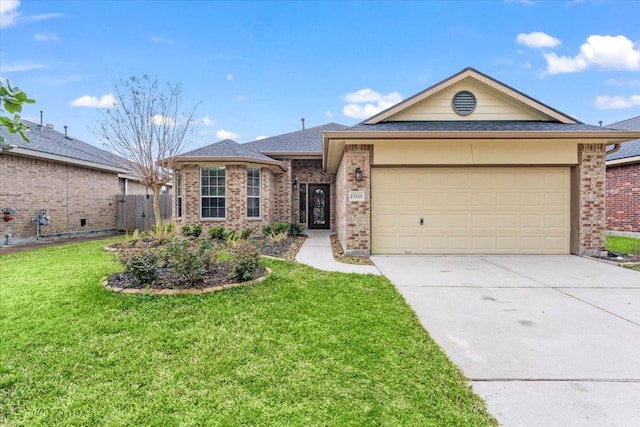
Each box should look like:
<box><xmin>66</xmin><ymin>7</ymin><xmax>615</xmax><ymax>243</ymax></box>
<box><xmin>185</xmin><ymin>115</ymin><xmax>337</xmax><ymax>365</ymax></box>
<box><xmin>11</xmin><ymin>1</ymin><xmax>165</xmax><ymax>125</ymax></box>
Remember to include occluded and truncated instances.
<box><xmin>167</xmin><ymin>67</ymin><xmax>640</xmax><ymax>256</ymax></box>
<box><xmin>605</xmin><ymin>116</ymin><xmax>640</xmax><ymax>233</ymax></box>
<box><xmin>0</xmin><ymin>120</ymin><xmax>152</xmax><ymax>245</ymax></box>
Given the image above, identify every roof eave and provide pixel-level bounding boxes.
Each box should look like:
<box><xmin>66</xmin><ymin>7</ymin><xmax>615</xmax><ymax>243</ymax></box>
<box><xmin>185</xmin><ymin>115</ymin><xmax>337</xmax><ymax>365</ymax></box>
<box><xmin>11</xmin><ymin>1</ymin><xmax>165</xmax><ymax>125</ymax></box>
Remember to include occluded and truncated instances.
<box><xmin>168</xmin><ymin>155</ymin><xmax>288</xmax><ymax>172</ymax></box>
<box><xmin>606</xmin><ymin>155</ymin><xmax>640</xmax><ymax>166</ymax></box>
<box><xmin>1</xmin><ymin>146</ymin><xmax>130</xmax><ymax>174</ymax></box>
<box><xmin>323</xmin><ymin>129</ymin><xmax>640</xmax><ymax>142</ymax></box>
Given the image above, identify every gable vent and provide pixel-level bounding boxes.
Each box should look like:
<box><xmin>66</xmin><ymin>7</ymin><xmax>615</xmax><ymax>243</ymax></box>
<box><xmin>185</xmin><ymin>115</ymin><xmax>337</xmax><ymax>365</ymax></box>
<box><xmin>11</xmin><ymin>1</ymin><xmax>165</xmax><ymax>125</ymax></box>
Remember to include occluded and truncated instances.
<box><xmin>452</xmin><ymin>90</ymin><xmax>476</xmax><ymax>116</ymax></box>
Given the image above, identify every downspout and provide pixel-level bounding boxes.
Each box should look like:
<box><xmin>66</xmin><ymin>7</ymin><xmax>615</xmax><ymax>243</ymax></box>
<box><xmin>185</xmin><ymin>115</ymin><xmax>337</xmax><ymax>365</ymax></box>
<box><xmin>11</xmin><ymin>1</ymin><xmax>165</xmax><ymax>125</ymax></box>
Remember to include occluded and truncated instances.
<box><xmin>606</xmin><ymin>144</ymin><xmax>621</xmax><ymax>156</ymax></box>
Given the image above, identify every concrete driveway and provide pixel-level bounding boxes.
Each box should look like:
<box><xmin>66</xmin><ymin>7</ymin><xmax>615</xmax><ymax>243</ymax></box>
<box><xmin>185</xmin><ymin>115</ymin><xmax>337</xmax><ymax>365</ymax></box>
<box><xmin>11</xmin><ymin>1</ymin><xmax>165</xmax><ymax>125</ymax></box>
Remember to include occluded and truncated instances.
<box><xmin>371</xmin><ymin>255</ymin><xmax>640</xmax><ymax>427</ymax></box>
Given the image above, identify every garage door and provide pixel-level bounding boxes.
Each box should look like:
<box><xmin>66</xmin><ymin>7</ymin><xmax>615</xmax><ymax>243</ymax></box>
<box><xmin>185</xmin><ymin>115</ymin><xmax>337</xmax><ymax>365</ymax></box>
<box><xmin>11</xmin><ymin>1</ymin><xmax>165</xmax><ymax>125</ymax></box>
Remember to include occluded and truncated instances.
<box><xmin>371</xmin><ymin>167</ymin><xmax>570</xmax><ymax>254</ymax></box>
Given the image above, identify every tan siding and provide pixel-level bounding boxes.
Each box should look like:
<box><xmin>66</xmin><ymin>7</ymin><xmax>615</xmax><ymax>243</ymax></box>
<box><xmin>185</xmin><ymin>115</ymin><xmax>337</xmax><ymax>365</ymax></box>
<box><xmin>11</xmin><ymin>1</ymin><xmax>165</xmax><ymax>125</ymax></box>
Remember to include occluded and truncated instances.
<box><xmin>388</xmin><ymin>81</ymin><xmax>550</xmax><ymax>121</ymax></box>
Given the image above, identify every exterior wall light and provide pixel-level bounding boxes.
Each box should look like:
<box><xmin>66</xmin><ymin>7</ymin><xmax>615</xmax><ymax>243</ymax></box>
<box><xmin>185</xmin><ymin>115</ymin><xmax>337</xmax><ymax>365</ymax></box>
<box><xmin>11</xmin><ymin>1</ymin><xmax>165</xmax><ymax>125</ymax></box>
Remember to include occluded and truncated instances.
<box><xmin>355</xmin><ymin>167</ymin><xmax>363</xmax><ymax>182</ymax></box>
<box><xmin>293</xmin><ymin>176</ymin><xmax>299</xmax><ymax>188</ymax></box>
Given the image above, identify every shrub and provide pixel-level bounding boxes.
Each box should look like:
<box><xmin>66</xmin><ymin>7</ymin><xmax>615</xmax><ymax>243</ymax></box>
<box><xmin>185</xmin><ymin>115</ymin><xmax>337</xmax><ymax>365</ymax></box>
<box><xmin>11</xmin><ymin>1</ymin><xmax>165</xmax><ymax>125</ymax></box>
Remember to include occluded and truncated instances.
<box><xmin>192</xmin><ymin>224</ymin><xmax>202</xmax><ymax>237</ymax></box>
<box><xmin>230</xmin><ymin>239</ymin><xmax>261</xmax><ymax>281</ymax></box>
<box><xmin>273</xmin><ymin>221</ymin><xmax>288</xmax><ymax>235</ymax></box>
<box><xmin>226</xmin><ymin>230</ymin><xmax>239</xmax><ymax>248</ymax></box>
<box><xmin>241</xmin><ymin>228</ymin><xmax>253</xmax><ymax>240</ymax></box>
<box><xmin>262</xmin><ymin>225</ymin><xmax>272</xmax><ymax>237</ymax></box>
<box><xmin>150</xmin><ymin>222</ymin><xmax>175</xmax><ymax>242</ymax></box>
<box><xmin>269</xmin><ymin>231</ymin><xmax>288</xmax><ymax>243</ymax></box>
<box><xmin>209</xmin><ymin>226</ymin><xmax>227</xmax><ymax>240</ymax></box>
<box><xmin>117</xmin><ymin>249</ymin><xmax>159</xmax><ymax>285</ymax></box>
<box><xmin>288</xmin><ymin>222</ymin><xmax>304</xmax><ymax>237</ymax></box>
<box><xmin>181</xmin><ymin>225</ymin><xmax>192</xmax><ymax>235</ymax></box>
<box><xmin>162</xmin><ymin>237</ymin><xmax>216</xmax><ymax>283</ymax></box>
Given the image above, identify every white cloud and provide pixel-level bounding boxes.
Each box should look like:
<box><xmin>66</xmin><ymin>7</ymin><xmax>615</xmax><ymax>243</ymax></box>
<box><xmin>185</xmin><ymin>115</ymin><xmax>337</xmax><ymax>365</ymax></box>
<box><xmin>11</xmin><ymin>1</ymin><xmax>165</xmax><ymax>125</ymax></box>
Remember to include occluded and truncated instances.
<box><xmin>255</xmin><ymin>135</ymin><xmax>268</xmax><ymax>141</ymax></box>
<box><xmin>605</xmin><ymin>77</ymin><xmax>640</xmax><ymax>88</ymax></box>
<box><xmin>544</xmin><ymin>35</ymin><xmax>640</xmax><ymax>74</ymax></box>
<box><xmin>202</xmin><ymin>116</ymin><xmax>215</xmax><ymax>126</ymax></box>
<box><xmin>150</xmin><ymin>114</ymin><xmax>175</xmax><ymax>126</ymax></box>
<box><xmin>0</xmin><ymin>61</ymin><xmax>47</xmax><ymax>72</ymax></box>
<box><xmin>34</xmin><ymin>31</ymin><xmax>59</xmax><ymax>42</ymax></box>
<box><xmin>594</xmin><ymin>94</ymin><xmax>640</xmax><ymax>109</ymax></box>
<box><xmin>216</xmin><ymin>129</ymin><xmax>240</xmax><ymax>140</ymax></box>
<box><xmin>24</xmin><ymin>13</ymin><xmax>64</xmax><ymax>23</ymax></box>
<box><xmin>226</xmin><ymin>74</ymin><xmax>234</xmax><ymax>82</ymax></box>
<box><xmin>342</xmin><ymin>88</ymin><xmax>403</xmax><ymax>119</ymax></box>
<box><xmin>516</xmin><ymin>32</ymin><xmax>561</xmax><ymax>48</ymax></box>
<box><xmin>149</xmin><ymin>35</ymin><xmax>170</xmax><ymax>43</ymax></box>
<box><xmin>70</xmin><ymin>93</ymin><xmax>116</xmax><ymax>108</ymax></box>
<box><xmin>325</xmin><ymin>111</ymin><xmax>334</xmax><ymax>118</ymax></box>
<box><xmin>0</xmin><ymin>0</ymin><xmax>20</xmax><ymax>27</ymax></box>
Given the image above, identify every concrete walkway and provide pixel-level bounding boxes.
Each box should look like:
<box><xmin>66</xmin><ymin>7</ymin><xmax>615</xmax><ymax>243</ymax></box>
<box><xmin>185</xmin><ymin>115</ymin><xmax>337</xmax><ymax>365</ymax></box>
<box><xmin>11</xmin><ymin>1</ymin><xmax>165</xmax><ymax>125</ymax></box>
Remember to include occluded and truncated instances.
<box><xmin>295</xmin><ymin>230</ymin><xmax>380</xmax><ymax>275</ymax></box>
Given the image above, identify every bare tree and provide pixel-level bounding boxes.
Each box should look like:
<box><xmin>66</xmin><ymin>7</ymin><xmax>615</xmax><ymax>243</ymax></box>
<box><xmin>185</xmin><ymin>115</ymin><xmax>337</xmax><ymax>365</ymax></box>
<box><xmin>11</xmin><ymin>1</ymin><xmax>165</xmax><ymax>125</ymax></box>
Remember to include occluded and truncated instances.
<box><xmin>99</xmin><ymin>75</ymin><xmax>199</xmax><ymax>227</ymax></box>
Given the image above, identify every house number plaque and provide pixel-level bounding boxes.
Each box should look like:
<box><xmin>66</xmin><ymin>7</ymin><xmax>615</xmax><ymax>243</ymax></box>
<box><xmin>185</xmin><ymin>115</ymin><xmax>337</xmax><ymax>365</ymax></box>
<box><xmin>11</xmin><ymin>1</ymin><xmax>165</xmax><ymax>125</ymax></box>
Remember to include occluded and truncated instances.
<box><xmin>349</xmin><ymin>191</ymin><xmax>365</xmax><ymax>202</ymax></box>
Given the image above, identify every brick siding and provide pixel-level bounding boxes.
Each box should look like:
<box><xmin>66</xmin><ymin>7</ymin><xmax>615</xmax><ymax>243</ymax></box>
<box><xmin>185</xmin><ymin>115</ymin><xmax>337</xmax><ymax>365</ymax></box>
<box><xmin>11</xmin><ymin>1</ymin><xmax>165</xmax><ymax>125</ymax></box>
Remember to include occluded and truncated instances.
<box><xmin>174</xmin><ymin>163</ymin><xmax>287</xmax><ymax>237</ymax></box>
<box><xmin>606</xmin><ymin>162</ymin><xmax>640</xmax><ymax>232</ymax></box>
<box><xmin>0</xmin><ymin>154</ymin><xmax>121</xmax><ymax>245</ymax></box>
<box><xmin>336</xmin><ymin>145</ymin><xmax>372</xmax><ymax>256</ymax></box>
<box><xmin>577</xmin><ymin>144</ymin><xmax>607</xmax><ymax>254</ymax></box>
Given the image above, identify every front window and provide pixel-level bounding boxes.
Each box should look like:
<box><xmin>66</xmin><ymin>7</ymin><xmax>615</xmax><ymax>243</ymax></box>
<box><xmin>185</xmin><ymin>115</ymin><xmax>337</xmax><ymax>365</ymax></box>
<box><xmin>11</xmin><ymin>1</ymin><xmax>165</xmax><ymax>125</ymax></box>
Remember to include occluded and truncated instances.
<box><xmin>247</xmin><ymin>167</ymin><xmax>261</xmax><ymax>218</ymax></box>
<box><xmin>201</xmin><ymin>167</ymin><xmax>225</xmax><ymax>218</ymax></box>
<box><xmin>175</xmin><ymin>171</ymin><xmax>183</xmax><ymax>218</ymax></box>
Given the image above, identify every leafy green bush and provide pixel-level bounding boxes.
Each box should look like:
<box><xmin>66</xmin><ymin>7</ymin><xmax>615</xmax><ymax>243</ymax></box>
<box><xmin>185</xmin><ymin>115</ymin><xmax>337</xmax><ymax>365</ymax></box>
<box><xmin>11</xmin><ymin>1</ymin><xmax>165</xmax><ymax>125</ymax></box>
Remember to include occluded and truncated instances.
<box><xmin>273</xmin><ymin>221</ymin><xmax>288</xmax><ymax>235</ymax></box>
<box><xmin>192</xmin><ymin>224</ymin><xmax>202</xmax><ymax>237</ymax></box>
<box><xmin>241</xmin><ymin>228</ymin><xmax>253</xmax><ymax>239</ymax></box>
<box><xmin>230</xmin><ymin>239</ymin><xmax>261</xmax><ymax>281</ymax></box>
<box><xmin>262</xmin><ymin>225</ymin><xmax>272</xmax><ymax>237</ymax></box>
<box><xmin>181</xmin><ymin>225</ymin><xmax>192</xmax><ymax>235</ymax></box>
<box><xmin>117</xmin><ymin>249</ymin><xmax>159</xmax><ymax>284</ymax></box>
<box><xmin>162</xmin><ymin>237</ymin><xmax>217</xmax><ymax>283</ymax></box>
<box><xmin>288</xmin><ymin>222</ymin><xmax>304</xmax><ymax>237</ymax></box>
<box><xmin>209</xmin><ymin>226</ymin><xmax>227</xmax><ymax>240</ymax></box>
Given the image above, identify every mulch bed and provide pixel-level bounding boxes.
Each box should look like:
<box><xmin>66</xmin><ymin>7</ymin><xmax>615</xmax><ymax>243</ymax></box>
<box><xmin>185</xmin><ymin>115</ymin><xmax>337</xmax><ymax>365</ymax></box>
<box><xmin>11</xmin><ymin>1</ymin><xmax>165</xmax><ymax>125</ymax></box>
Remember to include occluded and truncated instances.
<box><xmin>103</xmin><ymin>236</ymin><xmax>306</xmax><ymax>292</ymax></box>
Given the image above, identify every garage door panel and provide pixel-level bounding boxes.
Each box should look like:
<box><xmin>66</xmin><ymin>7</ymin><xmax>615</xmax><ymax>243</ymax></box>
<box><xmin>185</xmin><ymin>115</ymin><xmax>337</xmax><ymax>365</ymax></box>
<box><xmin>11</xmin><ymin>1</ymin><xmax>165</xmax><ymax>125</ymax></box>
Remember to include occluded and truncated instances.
<box><xmin>372</xmin><ymin>167</ymin><xmax>570</xmax><ymax>254</ymax></box>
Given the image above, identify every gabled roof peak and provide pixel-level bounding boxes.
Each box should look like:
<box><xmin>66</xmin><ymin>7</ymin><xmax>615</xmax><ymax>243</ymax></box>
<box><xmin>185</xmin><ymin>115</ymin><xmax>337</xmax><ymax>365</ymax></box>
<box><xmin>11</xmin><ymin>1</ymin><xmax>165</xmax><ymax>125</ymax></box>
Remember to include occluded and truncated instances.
<box><xmin>363</xmin><ymin>67</ymin><xmax>580</xmax><ymax>125</ymax></box>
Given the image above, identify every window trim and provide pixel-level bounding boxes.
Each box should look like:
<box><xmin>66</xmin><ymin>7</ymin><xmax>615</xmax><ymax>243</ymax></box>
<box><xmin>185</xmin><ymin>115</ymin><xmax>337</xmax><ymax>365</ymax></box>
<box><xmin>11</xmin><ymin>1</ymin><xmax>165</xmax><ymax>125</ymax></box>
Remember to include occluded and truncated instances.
<box><xmin>247</xmin><ymin>167</ymin><xmax>261</xmax><ymax>218</ymax></box>
<box><xmin>200</xmin><ymin>166</ymin><xmax>226</xmax><ymax>219</ymax></box>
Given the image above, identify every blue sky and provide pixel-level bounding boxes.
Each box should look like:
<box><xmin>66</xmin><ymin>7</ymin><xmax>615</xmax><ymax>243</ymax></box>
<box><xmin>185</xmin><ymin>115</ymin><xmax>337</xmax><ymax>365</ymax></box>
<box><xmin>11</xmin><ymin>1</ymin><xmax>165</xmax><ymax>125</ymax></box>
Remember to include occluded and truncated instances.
<box><xmin>1</xmin><ymin>0</ymin><xmax>639</xmax><ymax>151</ymax></box>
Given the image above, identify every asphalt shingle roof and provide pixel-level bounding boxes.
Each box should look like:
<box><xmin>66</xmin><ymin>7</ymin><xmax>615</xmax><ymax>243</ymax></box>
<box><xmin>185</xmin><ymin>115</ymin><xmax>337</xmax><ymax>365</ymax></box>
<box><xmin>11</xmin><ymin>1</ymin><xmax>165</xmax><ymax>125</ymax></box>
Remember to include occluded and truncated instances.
<box><xmin>245</xmin><ymin>123</ymin><xmax>348</xmax><ymax>153</ymax></box>
<box><xmin>346</xmin><ymin>121</ymin><xmax>610</xmax><ymax>133</ymax></box>
<box><xmin>606</xmin><ymin>116</ymin><xmax>640</xmax><ymax>161</ymax></box>
<box><xmin>0</xmin><ymin>120</ymin><xmax>132</xmax><ymax>171</ymax></box>
<box><xmin>179</xmin><ymin>139</ymin><xmax>276</xmax><ymax>162</ymax></box>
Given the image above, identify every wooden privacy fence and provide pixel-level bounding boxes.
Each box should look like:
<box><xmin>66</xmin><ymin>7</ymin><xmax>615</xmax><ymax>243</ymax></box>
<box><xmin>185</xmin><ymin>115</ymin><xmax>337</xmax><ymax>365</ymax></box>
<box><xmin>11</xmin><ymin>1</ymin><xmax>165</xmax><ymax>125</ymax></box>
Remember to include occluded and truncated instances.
<box><xmin>116</xmin><ymin>194</ymin><xmax>173</xmax><ymax>232</ymax></box>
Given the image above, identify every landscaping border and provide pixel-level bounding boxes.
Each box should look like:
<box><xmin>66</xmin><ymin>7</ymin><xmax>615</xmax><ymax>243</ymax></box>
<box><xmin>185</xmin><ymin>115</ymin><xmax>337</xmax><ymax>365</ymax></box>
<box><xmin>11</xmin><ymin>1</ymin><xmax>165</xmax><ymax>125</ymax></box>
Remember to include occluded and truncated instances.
<box><xmin>101</xmin><ymin>268</ymin><xmax>272</xmax><ymax>295</ymax></box>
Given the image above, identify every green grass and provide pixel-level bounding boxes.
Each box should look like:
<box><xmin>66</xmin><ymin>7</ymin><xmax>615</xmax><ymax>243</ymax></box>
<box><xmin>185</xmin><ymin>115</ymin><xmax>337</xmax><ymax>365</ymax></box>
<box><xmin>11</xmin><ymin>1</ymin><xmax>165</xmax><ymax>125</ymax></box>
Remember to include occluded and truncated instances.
<box><xmin>0</xmin><ymin>238</ymin><xmax>496</xmax><ymax>426</ymax></box>
<box><xmin>605</xmin><ymin>234</ymin><xmax>640</xmax><ymax>254</ymax></box>
<box><xmin>606</xmin><ymin>234</ymin><xmax>640</xmax><ymax>271</ymax></box>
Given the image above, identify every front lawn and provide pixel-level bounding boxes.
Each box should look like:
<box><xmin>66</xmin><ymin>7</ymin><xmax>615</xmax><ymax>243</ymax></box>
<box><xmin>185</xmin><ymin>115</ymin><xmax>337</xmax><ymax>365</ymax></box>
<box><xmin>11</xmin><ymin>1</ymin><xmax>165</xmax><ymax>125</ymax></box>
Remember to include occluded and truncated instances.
<box><xmin>0</xmin><ymin>238</ymin><xmax>496</xmax><ymax>426</ymax></box>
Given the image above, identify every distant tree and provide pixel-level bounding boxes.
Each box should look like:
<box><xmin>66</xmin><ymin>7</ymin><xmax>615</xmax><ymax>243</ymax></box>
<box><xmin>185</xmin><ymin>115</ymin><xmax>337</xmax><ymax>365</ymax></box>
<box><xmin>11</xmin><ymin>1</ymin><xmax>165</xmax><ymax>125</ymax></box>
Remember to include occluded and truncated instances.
<box><xmin>0</xmin><ymin>80</ymin><xmax>36</xmax><ymax>143</ymax></box>
<box><xmin>98</xmin><ymin>75</ymin><xmax>199</xmax><ymax>227</ymax></box>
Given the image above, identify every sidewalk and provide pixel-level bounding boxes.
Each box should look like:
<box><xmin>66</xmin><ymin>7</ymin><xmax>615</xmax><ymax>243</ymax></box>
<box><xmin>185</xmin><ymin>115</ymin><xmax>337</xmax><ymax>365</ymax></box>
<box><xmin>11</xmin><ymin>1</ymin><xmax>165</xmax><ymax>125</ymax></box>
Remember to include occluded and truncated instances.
<box><xmin>295</xmin><ymin>230</ymin><xmax>380</xmax><ymax>275</ymax></box>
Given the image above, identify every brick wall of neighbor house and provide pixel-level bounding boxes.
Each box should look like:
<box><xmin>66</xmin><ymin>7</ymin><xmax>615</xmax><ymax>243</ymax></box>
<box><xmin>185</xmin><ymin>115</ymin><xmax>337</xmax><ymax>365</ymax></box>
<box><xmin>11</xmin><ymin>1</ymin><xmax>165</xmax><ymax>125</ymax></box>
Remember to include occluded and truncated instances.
<box><xmin>577</xmin><ymin>143</ymin><xmax>607</xmax><ymax>254</ymax></box>
<box><xmin>174</xmin><ymin>164</ymin><xmax>284</xmax><ymax>236</ymax></box>
<box><xmin>606</xmin><ymin>162</ymin><xmax>640</xmax><ymax>232</ymax></box>
<box><xmin>124</xmin><ymin>179</ymin><xmax>150</xmax><ymax>196</ymax></box>
<box><xmin>0</xmin><ymin>154</ymin><xmax>120</xmax><ymax>245</ymax></box>
<box><xmin>291</xmin><ymin>159</ymin><xmax>336</xmax><ymax>229</ymax></box>
<box><xmin>335</xmin><ymin>145</ymin><xmax>372</xmax><ymax>256</ymax></box>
